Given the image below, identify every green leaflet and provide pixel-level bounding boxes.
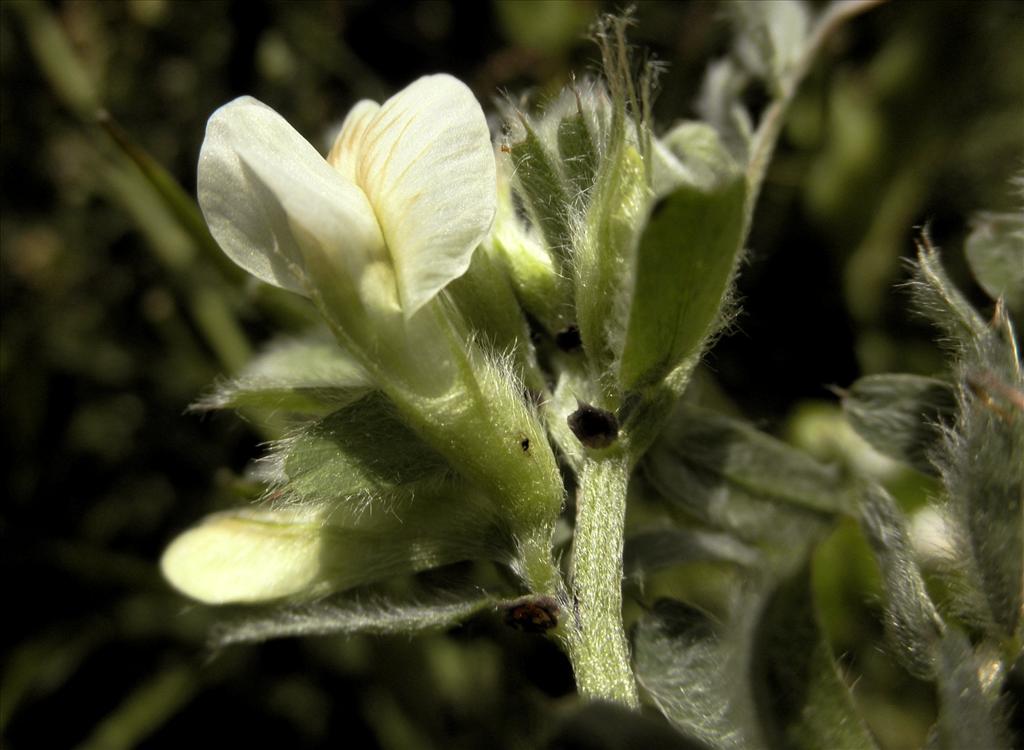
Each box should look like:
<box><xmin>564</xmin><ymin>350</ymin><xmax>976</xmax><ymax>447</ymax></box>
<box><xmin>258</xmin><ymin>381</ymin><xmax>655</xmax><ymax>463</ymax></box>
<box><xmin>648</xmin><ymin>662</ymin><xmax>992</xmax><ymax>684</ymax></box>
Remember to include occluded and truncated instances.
<box><xmin>750</xmin><ymin>565</ymin><xmax>879</xmax><ymax>750</ymax></box>
<box><xmin>841</xmin><ymin>373</ymin><xmax>957</xmax><ymax>476</ymax></box>
<box><xmin>728</xmin><ymin>0</ymin><xmax>810</xmax><ymax>94</ymax></box>
<box><xmin>911</xmin><ymin>248</ymin><xmax>1024</xmax><ymax>641</ymax></box>
<box><xmin>644</xmin><ymin>404</ymin><xmax>857</xmax><ymax>530</ymax></box>
<box><xmin>965</xmin><ymin>210</ymin><xmax>1024</xmax><ymax>318</ymax></box>
<box><xmin>933</xmin><ymin>629</ymin><xmax>1014</xmax><ymax>750</ymax></box>
<box><xmin>623</xmin><ymin>527</ymin><xmax>760</xmax><ymax>581</ymax></box>
<box><xmin>618</xmin><ymin>175</ymin><xmax>747</xmax><ymax>390</ymax></box>
<box><xmin>633</xmin><ymin>599</ymin><xmax>765</xmax><ymax>750</ymax></box>
<box><xmin>193</xmin><ymin>335</ymin><xmax>371</xmax><ymax>417</ymax></box>
<box><xmin>634</xmin><ymin>570</ymin><xmax>878</xmax><ymax>750</ymax></box>
<box><xmin>858</xmin><ymin>485</ymin><xmax>944</xmax><ymax>680</ymax></box>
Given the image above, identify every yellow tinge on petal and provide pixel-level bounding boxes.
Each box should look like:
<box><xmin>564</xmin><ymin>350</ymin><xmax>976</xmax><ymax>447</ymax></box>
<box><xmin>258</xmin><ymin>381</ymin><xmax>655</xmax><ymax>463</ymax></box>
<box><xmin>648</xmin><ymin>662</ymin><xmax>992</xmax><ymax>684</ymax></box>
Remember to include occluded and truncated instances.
<box><xmin>327</xmin><ymin>99</ymin><xmax>381</xmax><ymax>182</ymax></box>
<box><xmin>160</xmin><ymin>508</ymin><xmax>324</xmax><ymax>605</ymax></box>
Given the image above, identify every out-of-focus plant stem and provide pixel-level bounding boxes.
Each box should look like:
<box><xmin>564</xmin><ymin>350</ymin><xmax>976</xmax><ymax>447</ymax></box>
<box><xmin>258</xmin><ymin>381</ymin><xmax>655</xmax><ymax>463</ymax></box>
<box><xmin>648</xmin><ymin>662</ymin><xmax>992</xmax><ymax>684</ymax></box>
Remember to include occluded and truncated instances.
<box><xmin>11</xmin><ymin>0</ymin><xmax>254</xmax><ymax>374</ymax></box>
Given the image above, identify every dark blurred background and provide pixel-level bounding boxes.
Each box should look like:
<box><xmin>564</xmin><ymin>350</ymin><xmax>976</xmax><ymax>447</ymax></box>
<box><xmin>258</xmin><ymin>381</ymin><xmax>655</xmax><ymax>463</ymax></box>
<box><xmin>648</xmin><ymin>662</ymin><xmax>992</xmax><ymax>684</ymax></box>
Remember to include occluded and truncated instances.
<box><xmin>2</xmin><ymin>1</ymin><xmax>1022</xmax><ymax>748</ymax></box>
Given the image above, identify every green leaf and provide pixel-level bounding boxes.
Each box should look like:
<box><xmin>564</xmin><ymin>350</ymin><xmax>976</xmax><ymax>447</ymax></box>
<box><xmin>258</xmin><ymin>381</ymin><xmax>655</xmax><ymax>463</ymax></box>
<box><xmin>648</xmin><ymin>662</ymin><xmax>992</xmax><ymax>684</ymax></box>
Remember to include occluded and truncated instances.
<box><xmin>193</xmin><ymin>335</ymin><xmax>371</xmax><ymax>417</ymax></box>
<box><xmin>633</xmin><ymin>599</ymin><xmax>766</xmax><ymax>750</ymax></box>
<box><xmin>750</xmin><ymin>565</ymin><xmax>879</xmax><ymax>750</ymax></box>
<box><xmin>212</xmin><ymin>590</ymin><xmax>499</xmax><ymax>646</ymax></box>
<box><xmin>965</xmin><ymin>210</ymin><xmax>1024</xmax><ymax>317</ymax></box>
<box><xmin>645</xmin><ymin>403</ymin><xmax>857</xmax><ymax>520</ymax></box>
<box><xmin>841</xmin><ymin>374</ymin><xmax>957</xmax><ymax>475</ymax></box>
<box><xmin>624</xmin><ymin>527</ymin><xmax>760</xmax><ymax>581</ymax></box>
<box><xmin>933</xmin><ymin>629</ymin><xmax>1013</xmax><ymax>750</ymax></box>
<box><xmin>267</xmin><ymin>392</ymin><xmax>451</xmax><ymax>516</ymax></box>
<box><xmin>619</xmin><ymin>175</ymin><xmax>747</xmax><ymax>390</ymax></box>
<box><xmin>858</xmin><ymin>485</ymin><xmax>944</xmax><ymax>680</ymax></box>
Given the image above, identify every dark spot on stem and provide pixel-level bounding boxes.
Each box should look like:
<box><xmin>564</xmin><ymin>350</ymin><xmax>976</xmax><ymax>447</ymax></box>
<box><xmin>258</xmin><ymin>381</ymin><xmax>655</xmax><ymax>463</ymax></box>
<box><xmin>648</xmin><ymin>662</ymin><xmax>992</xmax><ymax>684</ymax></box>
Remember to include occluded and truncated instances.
<box><xmin>501</xmin><ymin>595</ymin><xmax>560</xmax><ymax>633</ymax></box>
<box><xmin>567</xmin><ymin>401</ymin><xmax>619</xmax><ymax>449</ymax></box>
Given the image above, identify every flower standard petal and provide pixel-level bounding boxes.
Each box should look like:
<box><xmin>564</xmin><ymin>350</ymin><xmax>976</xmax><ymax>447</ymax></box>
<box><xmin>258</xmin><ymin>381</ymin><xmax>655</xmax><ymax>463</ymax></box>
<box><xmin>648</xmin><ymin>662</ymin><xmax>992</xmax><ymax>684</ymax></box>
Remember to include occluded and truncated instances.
<box><xmin>199</xmin><ymin>96</ymin><xmax>389</xmax><ymax>309</ymax></box>
<box><xmin>355</xmin><ymin>74</ymin><xmax>497</xmax><ymax>316</ymax></box>
<box><xmin>327</xmin><ymin>99</ymin><xmax>381</xmax><ymax>182</ymax></box>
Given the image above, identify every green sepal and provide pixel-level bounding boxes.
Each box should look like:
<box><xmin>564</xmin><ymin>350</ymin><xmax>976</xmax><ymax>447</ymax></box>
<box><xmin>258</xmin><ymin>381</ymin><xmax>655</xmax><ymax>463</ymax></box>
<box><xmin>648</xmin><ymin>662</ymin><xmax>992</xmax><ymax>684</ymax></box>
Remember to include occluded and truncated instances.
<box><xmin>575</xmin><ymin>143</ymin><xmax>648</xmax><ymax>382</ymax></box>
<box><xmin>508</xmin><ymin>119</ymin><xmax>573</xmax><ymax>268</ymax></box>
<box><xmin>488</xmin><ymin>179</ymin><xmax>574</xmax><ymax>334</ymax></box>
<box><xmin>267</xmin><ymin>392</ymin><xmax>451</xmax><ymax>517</ymax></box>
<box><xmin>445</xmin><ymin>243</ymin><xmax>542</xmax><ymax>388</ymax></box>
<box><xmin>618</xmin><ymin>174</ymin><xmax>747</xmax><ymax>390</ymax></box>
<box><xmin>558</xmin><ymin>107</ymin><xmax>598</xmax><ymax>199</ymax></box>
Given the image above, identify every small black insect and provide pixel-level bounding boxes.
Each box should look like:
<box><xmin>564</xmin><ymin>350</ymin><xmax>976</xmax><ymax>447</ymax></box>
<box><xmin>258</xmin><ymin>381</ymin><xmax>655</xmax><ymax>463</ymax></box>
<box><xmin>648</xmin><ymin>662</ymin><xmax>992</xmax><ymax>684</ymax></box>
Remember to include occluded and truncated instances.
<box><xmin>501</xmin><ymin>595</ymin><xmax>560</xmax><ymax>633</ymax></box>
<box><xmin>520</xmin><ymin>437</ymin><xmax>531</xmax><ymax>452</ymax></box>
<box><xmin>567</xmin><ymin>401</ymin><xmax>619</xmax><ymax>449</ymax></box>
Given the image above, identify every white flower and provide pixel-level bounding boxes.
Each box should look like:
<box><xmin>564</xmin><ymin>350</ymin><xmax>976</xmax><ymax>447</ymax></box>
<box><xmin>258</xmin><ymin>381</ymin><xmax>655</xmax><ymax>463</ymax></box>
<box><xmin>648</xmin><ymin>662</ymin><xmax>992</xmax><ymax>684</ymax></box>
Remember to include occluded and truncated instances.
<box><xmin>198</xmin><ymin>74</ymin><xmax>497</xmax><ymax>319</ymax></box>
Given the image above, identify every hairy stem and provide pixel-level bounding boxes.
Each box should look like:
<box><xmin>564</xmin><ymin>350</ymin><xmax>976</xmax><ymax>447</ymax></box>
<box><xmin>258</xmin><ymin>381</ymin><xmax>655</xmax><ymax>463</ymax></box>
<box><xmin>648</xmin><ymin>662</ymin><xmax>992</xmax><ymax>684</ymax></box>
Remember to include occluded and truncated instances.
<box><xmin>565</xmin><ymin>451</ymin><xmax>639</xmax><ymax>707</ymax></box>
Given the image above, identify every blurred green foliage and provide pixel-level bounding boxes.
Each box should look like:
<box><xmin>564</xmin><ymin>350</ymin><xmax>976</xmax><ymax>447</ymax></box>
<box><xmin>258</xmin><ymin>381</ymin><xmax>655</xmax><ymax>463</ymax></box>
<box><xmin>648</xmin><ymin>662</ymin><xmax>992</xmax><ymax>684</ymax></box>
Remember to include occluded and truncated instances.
<box><xmin>1</xmin><ymin>1</ymin><xmax>1021</xmax><ymax>748</ymax></box>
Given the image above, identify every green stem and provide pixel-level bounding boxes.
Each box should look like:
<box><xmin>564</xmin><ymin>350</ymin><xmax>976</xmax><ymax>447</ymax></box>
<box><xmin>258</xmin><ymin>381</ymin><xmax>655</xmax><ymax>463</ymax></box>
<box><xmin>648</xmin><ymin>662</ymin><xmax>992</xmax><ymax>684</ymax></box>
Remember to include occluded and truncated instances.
<box><xmin>565</xmin><ymin>451</ymin><xmax>639</xmax><ymax>707</ymax></box>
